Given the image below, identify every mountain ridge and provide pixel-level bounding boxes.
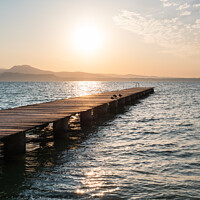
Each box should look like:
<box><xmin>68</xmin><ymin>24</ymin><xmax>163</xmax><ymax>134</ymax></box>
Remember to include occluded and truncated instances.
<box><xmin>0</xmin><ymin>65</ymin><xmax>199</xmax><ymax>81</ymax></box>
<box><xmin>8</xmin><ymin>65</ymin><xmax>53</xmax><ymax>75</ymax></box>
<box><xmin>0</xmin><ymin>65</ymin><xmax>154</xmax><ymax>81</ymax></box>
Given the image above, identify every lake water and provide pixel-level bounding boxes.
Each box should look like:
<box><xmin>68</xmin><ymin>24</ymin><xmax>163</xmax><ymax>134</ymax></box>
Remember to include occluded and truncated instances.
<box><xmin>0</xmin><ymin>81</ymin><xmax>200</xmax><ymax>199</ymax></box>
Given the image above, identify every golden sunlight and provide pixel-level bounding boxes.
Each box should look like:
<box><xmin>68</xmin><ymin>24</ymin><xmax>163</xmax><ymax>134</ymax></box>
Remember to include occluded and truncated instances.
<box><xmin>72</xmin><ymin>21</ymin><xmax>104</xmax><ymax>55</ymax></box>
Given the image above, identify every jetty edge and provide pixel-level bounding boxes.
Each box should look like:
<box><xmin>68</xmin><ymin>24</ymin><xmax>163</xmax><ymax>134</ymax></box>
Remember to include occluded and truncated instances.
<box><xmin>0</xmin><ymin>87</ymin><xmax>154</xmax><ymax>159</ymax></box>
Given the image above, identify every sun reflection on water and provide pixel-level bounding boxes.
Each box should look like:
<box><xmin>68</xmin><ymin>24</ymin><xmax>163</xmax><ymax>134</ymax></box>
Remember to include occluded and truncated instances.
<box><xmin>74</xmin><ymin>81</ymin><xmax>102</xmax><ymax>96</ymax></box>
<box><xmin>75</xmin><ymin>168</ymin><xmax>119</xmax><ymax>197</ymax></box>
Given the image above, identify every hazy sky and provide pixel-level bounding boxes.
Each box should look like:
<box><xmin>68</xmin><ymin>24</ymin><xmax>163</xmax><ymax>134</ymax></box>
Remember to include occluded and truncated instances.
<box><xmin>0</xmin><ymin>0</ymin><xmax>200</xmax><ymax>77</ymax></box>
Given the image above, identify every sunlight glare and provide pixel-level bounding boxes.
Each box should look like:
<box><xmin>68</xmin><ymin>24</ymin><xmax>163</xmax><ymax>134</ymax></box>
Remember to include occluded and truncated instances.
<box><xmin>75</xmin><ymin>168</ymin><xmax>119</xmax><ymax>197</ymax></box>
<box><xmin>72</xmin><ymin>22</ymin><xmax>104</xmax><ymax>55</ymax></box>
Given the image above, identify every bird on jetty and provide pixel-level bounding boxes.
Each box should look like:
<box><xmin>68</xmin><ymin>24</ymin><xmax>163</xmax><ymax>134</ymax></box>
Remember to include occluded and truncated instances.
<box><xmin>111</xmin><ymin>94</ymin><xmax>118</xmax><ymax>99</ymax></box>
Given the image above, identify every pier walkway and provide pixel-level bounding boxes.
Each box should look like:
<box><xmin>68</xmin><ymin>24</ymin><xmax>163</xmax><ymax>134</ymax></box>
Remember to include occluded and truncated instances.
<box><xmin>0</xmin><ymin>87</ymin><xmax>154</xmax><ymax>159</ymax></box>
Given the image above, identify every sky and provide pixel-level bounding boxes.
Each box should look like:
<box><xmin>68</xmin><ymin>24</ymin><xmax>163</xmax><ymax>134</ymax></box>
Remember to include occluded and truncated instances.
<box><xmin>0</xmin><ymin>0</ymin><xmax>200</xmax><ymax>77</ymax></box>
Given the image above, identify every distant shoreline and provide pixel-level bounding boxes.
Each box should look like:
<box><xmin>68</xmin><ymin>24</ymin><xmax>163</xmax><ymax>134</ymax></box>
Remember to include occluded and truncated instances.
<box><xmin>1</xmin><ymin>78</ymin><xmax>200</xmax><ymax>82</ymax></box>
<box><xmin>0</xmin><ymin>65</ymin><xmax>199</xmax><ymax>82</ymax></box>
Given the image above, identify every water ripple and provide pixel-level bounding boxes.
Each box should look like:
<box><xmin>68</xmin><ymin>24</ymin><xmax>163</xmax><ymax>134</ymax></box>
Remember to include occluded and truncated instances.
<box><xmin>0</xmin><ymin>81</ymin><xmax>200</xmax><ymax>199</ymax></box>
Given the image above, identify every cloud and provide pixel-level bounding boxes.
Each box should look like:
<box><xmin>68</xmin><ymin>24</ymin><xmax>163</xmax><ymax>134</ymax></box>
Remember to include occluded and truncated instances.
<box><xmin>180</xmin><ymin>11</ymin><xmax>191</xmax><ymax>16</ymax></box>
<box><xmin>177</xmin><ymin>3</ymin><xmax>190</xmax><ymax>10</ymax></box>
<box><xmin>193</xmin><ymin>19</ymin><xmax>200</xmax><ymax>29</ymax></box>
<box><xmin>163</xmin><ymin>2</ymin><xmax>178</xmax><ymax>7</ymax></box>
<box><xmin>160</xmin><ymin>0</ymin><xmax>179</xmax><ymax>8</ymax></box>
<box><xmin>193</xmin><ymin>4</ymin><xmax>200</xmax><ymax>8</ymax></box>
<box><xmin>195</xmin><ymin>19</ymin><xmax>200</xmax><ymax>24</ymax></box>
<box><xmin>113</xmin><ymin>10</ymin><xmax>200</xmax><ymax>57</ymax></box>
<box><xmin>160</xmin><ymin>0</ymin><xmax>178</xmax><ymax>7</ymax></box>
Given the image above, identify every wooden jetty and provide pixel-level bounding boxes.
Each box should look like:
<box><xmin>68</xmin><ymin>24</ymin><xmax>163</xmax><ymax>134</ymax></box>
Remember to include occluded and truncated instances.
<box><xmin>0</xmin><ymin>87</ymin><xmax>154</xmax><ymax>159</ymax></box>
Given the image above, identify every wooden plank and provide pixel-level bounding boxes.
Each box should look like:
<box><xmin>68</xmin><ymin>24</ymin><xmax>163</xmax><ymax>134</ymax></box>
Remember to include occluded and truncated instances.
<box><xmin>0</xmin><ymin>107</ymin><xmax>90</xmax><ymax>114</ymax></box>
<box><xmin>0</xmin><ymin>87</ymin><xmax>154</xmax><ymax>140</ymax></box>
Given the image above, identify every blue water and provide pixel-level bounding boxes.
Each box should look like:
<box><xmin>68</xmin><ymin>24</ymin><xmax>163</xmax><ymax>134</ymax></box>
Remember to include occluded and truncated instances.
<box><xmin>0</xmin><ymin>81</ymin><xmax>200</xmax><ymax>199</ymax></box>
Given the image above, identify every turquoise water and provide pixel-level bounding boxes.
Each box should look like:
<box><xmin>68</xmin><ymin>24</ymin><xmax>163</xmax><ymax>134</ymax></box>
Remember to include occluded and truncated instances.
<box><xmin>0</xmin><ymin>81</ymin><xmax>200</xmax><ymax>199</ymax></box>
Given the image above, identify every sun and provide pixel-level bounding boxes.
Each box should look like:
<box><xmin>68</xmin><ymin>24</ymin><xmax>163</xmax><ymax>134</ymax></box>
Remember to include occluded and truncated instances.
<box><xmin>72</xmin><ymin>22</ymin><xmax>104</xmax><ymax>55</ymax></box>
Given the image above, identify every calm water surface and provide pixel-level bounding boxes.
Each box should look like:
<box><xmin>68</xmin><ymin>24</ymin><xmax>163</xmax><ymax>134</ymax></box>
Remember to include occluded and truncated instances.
<box><xmin>0</xmin><ymin>81</ymin><xmax>200</xmax><ymax>199</ymax></box>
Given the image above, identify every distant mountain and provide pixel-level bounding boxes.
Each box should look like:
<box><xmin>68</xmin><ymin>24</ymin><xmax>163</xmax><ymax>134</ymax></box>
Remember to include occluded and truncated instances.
<box><xmin>7</xmin><ymin>65</ymin><xmax>53</xmax><ymax>74</ymax></box>
<box><xmin>106</xmin><ymin>73</ymin><xmax>157</xmax><ymax>79</ymax></box>
<box><xmin>0</xmin><ymin>65</ymin><xmax>199</xmax><ymax>81</ymax></box>
<box><xmin>0</xmin><ymin>72</ymin><xmax>62</xmax><ymax>82</ymax></box>
<box><xmin>55</xmin><ymin>71</ymin><xmax>108</xmax><ymax>79</ymax></box>
<box><xmin>0</xmin><ymin>65</ymin><xmax>155</xmax><ymax>80</ymax></box>
<box><xmin>0</xmin><ymin>69</ymin><xmax>6</xmax><ymax>74</ymax></box>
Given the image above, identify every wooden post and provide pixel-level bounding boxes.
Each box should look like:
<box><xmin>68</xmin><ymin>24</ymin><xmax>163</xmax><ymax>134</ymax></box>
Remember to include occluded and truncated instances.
<box><xmin>53</xmin><ymin>117</ymin><xmax>70</xmax><ymax>139</ymax></box>
<box><xmin>80</xmin><ymin>109</ymin><xmax>93</xmax><ymax>125</ymax></box>
<box><xmin>142</xmin><ymin>91</ymin><xmax>147</xmax><ymax>97</ymax></box>
<box><xmin>131</xmin><ymin>94</ymin><xmax>136</xmax><ymax>103</ymax></box>
<box><xmin>135</xmin><ymin>93</ymin><xmax>140</xmax><ymax>99</ymax></box>
<box><xmin>143</xmin><ymin>91</ymin><xmax>147</xmax><ymax>96</ymax></box>
<box><xmin>93</xmin><ymin>103</ymin><xmax>108</xmax><ymax>118</ymax></box>
<box><xmin>3</xmin><ymin>132</ymin><xmax>26</xmax><ymax>160</ymax></box>
<box><xmin>109</xmin><ymin>100</ymin><xmax>118</xmax><ymax>113</ymax></box>
<box><xmin>125</xmin><ymin>96</ymin><xmax>131</xmax><ymax>105</ymax></box>
<box><xmin>118</xmin><ymin>97</ymin><xmax>125</xmax><ymax>107</ymax></box>
<box><xmin>100</xmin><ymin>103</ymin><xmax>108</xmax><ymax>115</ymax></box>
<box><xmin>93</xmin><ymin>106</ymin><xmax>99</xmax><ymax>119</ymax></box>
<box><xmin>138</xmin><ymin>92</ymin><xmax>142</xmax><ymax>98</ymax></box>
<box><xmin>150</xmin><ymin>88</ymin><xmax>154</xmax><ymax>93</ymax></box>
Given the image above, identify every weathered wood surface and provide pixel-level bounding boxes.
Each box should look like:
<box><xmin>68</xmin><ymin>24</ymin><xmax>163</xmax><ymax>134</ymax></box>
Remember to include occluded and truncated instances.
<box><xmin>0</xmin><ymin>87</ymin><xmax>153</xmax><ymax>139</ymax></box>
